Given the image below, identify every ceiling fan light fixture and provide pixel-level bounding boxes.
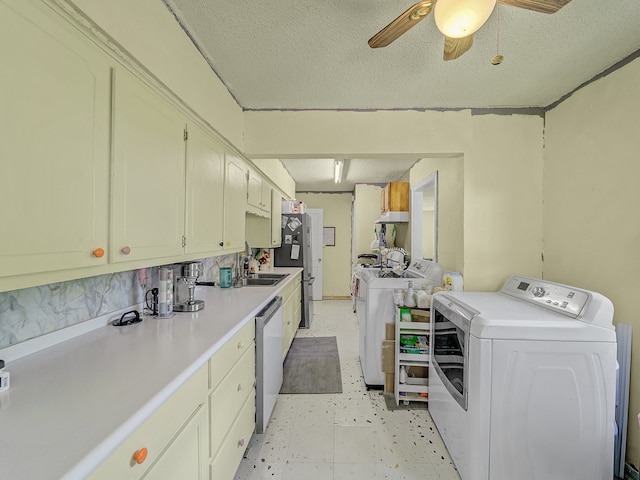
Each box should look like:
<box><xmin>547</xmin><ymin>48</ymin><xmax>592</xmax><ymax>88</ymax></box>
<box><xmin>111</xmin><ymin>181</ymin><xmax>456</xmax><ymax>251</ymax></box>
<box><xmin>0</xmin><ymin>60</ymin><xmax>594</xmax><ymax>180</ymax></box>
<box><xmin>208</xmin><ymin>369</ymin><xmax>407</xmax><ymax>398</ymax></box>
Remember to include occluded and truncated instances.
<box><xmin>434</xmin><ymin>0</ymin><xmax>496</xmax><ymax>38</ymax></box>
<box><xmin>334</xmin><ymin>159</ymin><xmax>344</xmax><ymax>183</ymax></box>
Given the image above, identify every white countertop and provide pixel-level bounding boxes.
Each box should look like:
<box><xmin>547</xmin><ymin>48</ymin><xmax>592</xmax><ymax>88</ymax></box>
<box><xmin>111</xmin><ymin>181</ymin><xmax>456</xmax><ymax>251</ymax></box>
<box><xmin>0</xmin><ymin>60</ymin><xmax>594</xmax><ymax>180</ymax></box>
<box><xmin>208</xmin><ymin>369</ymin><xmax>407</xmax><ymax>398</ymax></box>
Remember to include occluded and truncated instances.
<box><xmin>0</xmin><ymin>268</ymin><xmax>301</xmax><ymax>480</ymax></box>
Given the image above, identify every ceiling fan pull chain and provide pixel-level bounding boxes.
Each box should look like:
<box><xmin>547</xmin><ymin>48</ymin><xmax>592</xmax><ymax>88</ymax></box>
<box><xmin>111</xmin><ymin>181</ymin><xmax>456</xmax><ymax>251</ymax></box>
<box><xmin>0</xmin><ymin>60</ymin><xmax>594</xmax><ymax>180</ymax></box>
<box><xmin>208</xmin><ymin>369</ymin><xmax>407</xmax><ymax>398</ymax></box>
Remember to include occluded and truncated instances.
<box><xmin>491</xmin><ymin>2</ymin><xmax>504</xmax><ymax>65</ymax></box>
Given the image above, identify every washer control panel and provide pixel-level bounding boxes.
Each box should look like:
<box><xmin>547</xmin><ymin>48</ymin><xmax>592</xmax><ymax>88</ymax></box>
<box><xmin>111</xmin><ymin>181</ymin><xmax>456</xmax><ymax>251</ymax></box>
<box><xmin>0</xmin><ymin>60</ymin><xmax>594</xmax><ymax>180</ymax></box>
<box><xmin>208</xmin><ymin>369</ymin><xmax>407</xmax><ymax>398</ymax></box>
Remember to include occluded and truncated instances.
<box><xmin>500</xmin><ymin>276</ymin><xmax>591</xmax><ymax>318</ymax></box>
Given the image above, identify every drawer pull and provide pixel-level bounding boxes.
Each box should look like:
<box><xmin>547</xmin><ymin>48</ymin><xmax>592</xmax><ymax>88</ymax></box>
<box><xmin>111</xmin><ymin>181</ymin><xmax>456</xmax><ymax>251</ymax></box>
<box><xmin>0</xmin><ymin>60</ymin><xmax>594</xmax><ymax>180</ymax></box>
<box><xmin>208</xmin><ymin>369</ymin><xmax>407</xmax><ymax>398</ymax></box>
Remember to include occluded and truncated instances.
<box><xmin>237</xmin><ymin>341</ymin><xmax>244</xmax><ymax>350</ymax></box>
<box><xmin>133</xmin><ymin>447</ymin><xmax>148</xmax><ymax>464</ymax></box>
<box><xmin>92</xmin><ymin>248</ymin><xmax>105</xmax><ymax>258</ymax></box>
<box><xmin>120</xmin><ymin>246</ymin><xmax>131</xmax><ymax>255</ymax></box>
<box><xmin>237</xmin><ymin>384</ymin><xmax>243</xmax><ymax>392</ymax></box>
<box><xmin>238</xmin><ymin>438</ymin><xmax>245</xmax><ymax>448</ymax></box>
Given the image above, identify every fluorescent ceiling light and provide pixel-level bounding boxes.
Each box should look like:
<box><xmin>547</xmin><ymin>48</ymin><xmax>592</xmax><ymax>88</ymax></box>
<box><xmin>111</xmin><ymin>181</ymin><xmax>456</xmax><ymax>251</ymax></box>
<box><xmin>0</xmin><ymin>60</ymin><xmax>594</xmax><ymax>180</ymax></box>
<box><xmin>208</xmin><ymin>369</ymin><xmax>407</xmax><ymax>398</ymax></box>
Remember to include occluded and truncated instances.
<box><xmin>334</xmin><ymin>159</ymin><xmax>344</xmax><ymax>183</ymax></box>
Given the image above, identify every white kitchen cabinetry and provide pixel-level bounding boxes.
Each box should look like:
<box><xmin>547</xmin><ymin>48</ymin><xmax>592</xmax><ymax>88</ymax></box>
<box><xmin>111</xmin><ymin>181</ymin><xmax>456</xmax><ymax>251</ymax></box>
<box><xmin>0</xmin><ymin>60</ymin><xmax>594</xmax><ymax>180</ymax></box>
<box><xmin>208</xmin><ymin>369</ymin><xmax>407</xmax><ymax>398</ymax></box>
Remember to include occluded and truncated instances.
<box><xmin>87</xmin><ymin>365</ymin><xmax>208</xmax><ymax>480</ymax></box>
<box><xmin>395</xmin><ymin>308</ymin><xmax>430</xmax><ymax>406</ymax></box>
<box><xmin>184</xmin><ymin>122</ymin><xmax>225</xmax><ymax>256</ymax></box>
<box><xmin>223</xmin><ymin>155</ymin><xmax>248</xmax><ymax>251</ymax></box>
<box><xmin>247</xmin><ymin>170</ymin><xmax>271</xmax><ymax>217</ymax></box>
<box><xmin>245</xmin><ymin>188</ymin><xmax>283</xmax><ymax>248</ymax></box>
<box><xmin>0</xmin><ymin>0</ymin><xmax>111</xmax><ymax>278</ymax></box>
<box><xmin>209</xmin><ymin>320</ymin><xmax>255</xmax><ymax>479</ymax></box>
<box><xmin>111</xmin><ymin>67</ymin><xmax>186</xmax><ymax>263</ymax></box>
<box><xmin>270</xmin><ymin>189</ymin><xmax>283</xmax><ymax>247</ymax></box>
<box><xmin>143</xmin><ymin>406</ymin><xmax>208</xmax><ymax>480</ymax></box>
<box><xmin>281</xmin><ymin>273</ymin><xmax>302</xmax><ymax>359</ymax></box>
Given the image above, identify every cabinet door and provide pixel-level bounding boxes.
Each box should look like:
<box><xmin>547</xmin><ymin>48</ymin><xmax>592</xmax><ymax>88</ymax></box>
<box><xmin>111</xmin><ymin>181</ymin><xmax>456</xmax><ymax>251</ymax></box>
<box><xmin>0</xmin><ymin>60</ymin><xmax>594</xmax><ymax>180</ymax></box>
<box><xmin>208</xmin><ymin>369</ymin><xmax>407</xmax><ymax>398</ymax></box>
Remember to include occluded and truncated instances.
<box><xmin>223</xmin><ymin>155</ymin><xmax>247</xmax><ymax>251</ymax></box>
<box><xmin>247</xmin><ymin>170</ymin><xmax>262</xmax><ymax>209</ymax></box>
<box><xmin>111</xmin><ymin>68</ymin><xmax>186</xmax><ymax>263</ymax></box>
<box><xmin>0</xmin><ymin>1</ymin><xmax>110</xmax><ymax>277</ymax></box>
<box><xmin>260</xmin><ymin>181</ymin><xmax>272</xmax><ymax>213</ymax></box>
<box><xmin>185</xmin><ymin>123</ymin><xmax>224</xmax><ymax>255</ymax></box>
<box><xmin>143</xmin><ymin>406</ymin><xmax>208</xmax><ymax>480</ymax></box>
<box><xmin>270</xmin><ymin>190</ymin><xmax>282</xmax><ymax>247</ymax></box>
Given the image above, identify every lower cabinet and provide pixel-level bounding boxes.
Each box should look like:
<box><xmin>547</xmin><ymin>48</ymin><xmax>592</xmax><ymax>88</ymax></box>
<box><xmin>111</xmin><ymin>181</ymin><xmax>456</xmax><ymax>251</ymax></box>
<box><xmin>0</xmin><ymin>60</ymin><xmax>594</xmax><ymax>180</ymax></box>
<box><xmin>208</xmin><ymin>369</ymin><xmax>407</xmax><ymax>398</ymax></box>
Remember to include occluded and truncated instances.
<box><xmin>210</xmin><ymin>394</ymin><xmax>256</xmax><ymax>479</ymax></box>
<box><xmin>87</xmin><ymin>365</ymin><xmax>208</xmax><ymax>480</ymax></box>
<box><xmin>208</xmin><ymin>321</ymin><xmax>256</xmax><ymax>479</ymax></box>
<box><xmin>143</xmin><ymin>406</ymin><xmax>208</xmax><ymax>480</ymax></box>
<box><xmin>88</xmin><ymin>321</ymin><xmax>257</xmax><ymax>480</ymax></box>
<box><xmin>282</xmin><ymin>274</ymin><xmax>302</xmax><ymax>359</ymax></box>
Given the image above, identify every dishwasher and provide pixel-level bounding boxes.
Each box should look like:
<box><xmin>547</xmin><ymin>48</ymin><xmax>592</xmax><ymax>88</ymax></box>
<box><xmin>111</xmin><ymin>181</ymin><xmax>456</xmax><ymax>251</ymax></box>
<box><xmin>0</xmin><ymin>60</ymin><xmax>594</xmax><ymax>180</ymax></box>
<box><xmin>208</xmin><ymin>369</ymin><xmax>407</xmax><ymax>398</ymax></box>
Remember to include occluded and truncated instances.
<box><xmin>255</xmin><ymin>296</ymin><xmax>283</xmax><ymax>434</ymax></box>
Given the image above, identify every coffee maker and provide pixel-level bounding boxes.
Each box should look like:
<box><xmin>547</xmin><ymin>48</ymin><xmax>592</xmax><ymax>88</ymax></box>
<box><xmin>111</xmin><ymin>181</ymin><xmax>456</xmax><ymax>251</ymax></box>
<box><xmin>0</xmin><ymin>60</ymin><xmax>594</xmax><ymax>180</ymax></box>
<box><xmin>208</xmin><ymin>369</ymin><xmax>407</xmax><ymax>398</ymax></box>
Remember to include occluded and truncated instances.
<box><xmin>172</xmin><ymin>261</ymin><xmax>205</xmax><ymax>312</ymax></box>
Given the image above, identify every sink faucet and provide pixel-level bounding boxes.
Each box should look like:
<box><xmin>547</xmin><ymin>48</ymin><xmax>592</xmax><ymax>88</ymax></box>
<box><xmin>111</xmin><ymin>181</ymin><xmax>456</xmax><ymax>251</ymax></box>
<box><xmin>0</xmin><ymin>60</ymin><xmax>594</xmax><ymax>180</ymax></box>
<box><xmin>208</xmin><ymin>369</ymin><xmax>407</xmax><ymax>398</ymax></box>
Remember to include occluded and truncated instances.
<box><xmin>233</xmin><ymin>252</ymin><xmax>244</xmax><ymax>288</ymax></box>
<box><xmin>233</xmin><ymin>242</ymin><xmax>253</xmax><ymax>287</ymax></box>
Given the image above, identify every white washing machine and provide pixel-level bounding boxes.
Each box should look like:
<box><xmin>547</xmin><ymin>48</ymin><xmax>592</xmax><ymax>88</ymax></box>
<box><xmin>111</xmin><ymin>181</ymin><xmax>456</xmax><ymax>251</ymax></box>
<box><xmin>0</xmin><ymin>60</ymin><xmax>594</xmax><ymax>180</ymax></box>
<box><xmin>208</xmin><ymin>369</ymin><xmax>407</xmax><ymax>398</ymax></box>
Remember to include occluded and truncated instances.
<box><xmin>358</xmin><ymin>259</ymin><xmax>443</xmax><ymax>387</ymax></box>
<box><xmin>429</xmin><ymin>275</ymin><xmax>617</xmax><ymax>480</ymax></box>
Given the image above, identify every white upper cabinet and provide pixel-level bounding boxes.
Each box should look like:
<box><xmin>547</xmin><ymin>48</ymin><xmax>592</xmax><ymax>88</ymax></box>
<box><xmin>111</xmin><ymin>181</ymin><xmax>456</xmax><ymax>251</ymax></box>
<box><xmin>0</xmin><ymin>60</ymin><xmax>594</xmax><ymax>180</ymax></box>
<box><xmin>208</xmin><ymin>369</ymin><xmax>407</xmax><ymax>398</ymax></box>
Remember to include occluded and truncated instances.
<box><xmin>270</xmin><ymin>189</ymin><xmax>282</xmax><ymax>247</ymax></box>
<box><xmin>223</xmin><ymin>155</ymin><xmax>248</xmax><ymax>251</ymax></box>
<box><xmin>247</xmin><ymin>170</ymin><xmax>262</xmax><ymax>210</ymax></box>
<box><xmin>0</xmin><ymin>1</ymin><xmax>111</xmax><ymax>278</ymax></box>
<box><xmin>184</xmin><ymin>123</ymin><xmax>225</xmax><ymax>255</ymax></box>
<box><xmin>247</xmin><ymin>170</ymin><xmax>271</xmax><ymax>217</ymax></box>
<box><xmin>111</xmin><ymin>67</ymin><xmax>186</xmax><ymax>263</ymax></box>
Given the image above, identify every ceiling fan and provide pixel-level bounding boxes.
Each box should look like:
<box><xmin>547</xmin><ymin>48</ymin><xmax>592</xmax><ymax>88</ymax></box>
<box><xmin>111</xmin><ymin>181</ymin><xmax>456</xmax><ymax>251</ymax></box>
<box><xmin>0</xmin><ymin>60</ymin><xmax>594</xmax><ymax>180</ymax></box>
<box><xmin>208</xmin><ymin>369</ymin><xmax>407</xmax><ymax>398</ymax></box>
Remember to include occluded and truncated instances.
<box><xmin>368</xmin><ymin>0</ymin><xmax>571</xmax><ymax>61</ymax></box>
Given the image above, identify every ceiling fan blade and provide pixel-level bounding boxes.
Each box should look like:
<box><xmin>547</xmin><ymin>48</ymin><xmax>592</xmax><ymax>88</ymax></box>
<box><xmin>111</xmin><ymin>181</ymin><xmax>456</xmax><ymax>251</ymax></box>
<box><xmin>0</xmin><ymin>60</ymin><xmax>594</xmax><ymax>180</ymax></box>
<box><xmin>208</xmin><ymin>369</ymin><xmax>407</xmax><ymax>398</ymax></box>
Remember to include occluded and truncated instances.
<box><xmin>443</xmin><ymin>35</ymin><xmax>474</xmax><ymax>61</ymax></box>
<box><xmin>497</xmin><ymin>0</ymin><xmax>571</xmax><ymax>14</ymax></box>
<box><xmin>368</xmin><ymin>1</ymin><xmax>435</xmax><ymax>48</ymax></box>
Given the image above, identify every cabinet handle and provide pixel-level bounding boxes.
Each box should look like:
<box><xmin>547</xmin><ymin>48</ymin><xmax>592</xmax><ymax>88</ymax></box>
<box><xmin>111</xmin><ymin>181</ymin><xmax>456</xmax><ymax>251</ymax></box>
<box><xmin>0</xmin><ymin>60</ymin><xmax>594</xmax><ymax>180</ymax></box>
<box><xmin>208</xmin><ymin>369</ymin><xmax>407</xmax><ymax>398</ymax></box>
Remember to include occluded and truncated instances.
<box><xmin>120</xmin><ymin>246</ymin><xmax>131</xmax><ymax>255</ymax></box>
<box><xmin>238</xmin><ymin>438</ymin><xmax>245</xmax><ymax>448</ymax></box>
<box><xmin>219</xmin><ymin>242</ymin><xmax>224</xmax><ymax>247</ymax></box>
<box><xmin>237</xmin><ymin>383</ymin><xmax>243</xmax><ymax>392</ymax></box>
<box><xmin>133</xmin><ymin>447</ymin><xmax>148</xmax><ymax>464</ymax></box>
<box><xmin>237</xmin><ymin>341</ymin><xmax>244</xmax><ymax>350</ymax></box>
<box><xmin>92</xmin><ymin>248</ymin><xmax>105</xmax><ymax>258</ymax></box>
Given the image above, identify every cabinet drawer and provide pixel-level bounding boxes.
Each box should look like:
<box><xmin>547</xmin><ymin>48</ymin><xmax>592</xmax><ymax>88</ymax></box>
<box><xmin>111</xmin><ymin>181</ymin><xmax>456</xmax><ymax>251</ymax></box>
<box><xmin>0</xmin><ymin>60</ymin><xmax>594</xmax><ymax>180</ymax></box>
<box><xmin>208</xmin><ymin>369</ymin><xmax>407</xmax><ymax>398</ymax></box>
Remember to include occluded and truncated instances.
<box><xmin>209</xmin><ymin>321</ymin><xmax>255</xmax><ymax>389</ymax></box>
<box><xmin>87</xmin><ymin>365</ymin><xmax>207</xmax><ymax>480</ymax></box>
<box><xmin>210</xmin><ymin>394</ymin><xmax>256</xmax><ymax>480</ymax></box>
<box><xmin>293</xmin><ymin>284</ymin><xmax>302</xmax><ymax>305</ymax></box>
<box><xmin>279</xmin><ymin>274</ymin><xmax>301</xmax><ymax>301</ymax></box>
<box><xmin>209</xmin><ymin>346</ymin><xmax>255</xmax><ymax>455</ymax></box>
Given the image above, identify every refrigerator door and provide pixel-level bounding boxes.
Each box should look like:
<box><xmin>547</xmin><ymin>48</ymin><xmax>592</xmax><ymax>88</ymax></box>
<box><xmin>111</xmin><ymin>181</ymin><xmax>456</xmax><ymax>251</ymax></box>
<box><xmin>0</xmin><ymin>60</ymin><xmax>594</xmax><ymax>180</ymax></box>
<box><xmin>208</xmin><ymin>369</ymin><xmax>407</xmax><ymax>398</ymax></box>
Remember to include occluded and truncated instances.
<box><xmin>275</xmin><ymin>213</ymin><xmax>314</xmax><ymax>328</ymax></box>
<box><xmin>274</xmin><ymin>213</ymin><xmax>307</xmax><ymax>269</ymax></box>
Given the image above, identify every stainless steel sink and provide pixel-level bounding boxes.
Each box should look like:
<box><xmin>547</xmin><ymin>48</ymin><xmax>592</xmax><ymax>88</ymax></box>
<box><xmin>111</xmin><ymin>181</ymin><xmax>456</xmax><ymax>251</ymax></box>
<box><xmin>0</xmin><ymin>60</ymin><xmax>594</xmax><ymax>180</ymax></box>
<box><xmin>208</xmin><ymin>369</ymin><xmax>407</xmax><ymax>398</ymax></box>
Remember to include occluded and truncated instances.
<box><xmin>244</xmin><ymin>273</ymin><xmax>289</xmax><ymax>287</ymax></box>
<box><xmin>255</xmin><ymin>273</ymin><xmax>288</xmax><ymax>280</ymax></box>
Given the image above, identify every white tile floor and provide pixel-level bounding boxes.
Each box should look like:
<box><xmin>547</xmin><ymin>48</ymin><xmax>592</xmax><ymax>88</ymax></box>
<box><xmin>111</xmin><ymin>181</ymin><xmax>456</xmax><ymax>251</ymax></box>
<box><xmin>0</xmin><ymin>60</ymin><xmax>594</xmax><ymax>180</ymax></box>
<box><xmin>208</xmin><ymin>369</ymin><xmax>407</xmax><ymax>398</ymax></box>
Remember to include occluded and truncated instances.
<box><xmin>234</xmin><ymin>300</ymin><xmax>461</xmax><ymax>480</ymax></box>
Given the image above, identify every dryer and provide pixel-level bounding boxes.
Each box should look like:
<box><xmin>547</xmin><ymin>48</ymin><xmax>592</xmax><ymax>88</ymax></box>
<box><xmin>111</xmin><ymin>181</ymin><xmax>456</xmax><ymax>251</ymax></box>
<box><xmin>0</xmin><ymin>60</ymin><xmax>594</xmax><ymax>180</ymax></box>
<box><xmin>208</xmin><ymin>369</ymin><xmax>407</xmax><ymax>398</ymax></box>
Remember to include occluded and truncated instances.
<box><xmin>429</xmin><ymin>275</ymin><xmax>617</xmax><ymax>480</ymax></box>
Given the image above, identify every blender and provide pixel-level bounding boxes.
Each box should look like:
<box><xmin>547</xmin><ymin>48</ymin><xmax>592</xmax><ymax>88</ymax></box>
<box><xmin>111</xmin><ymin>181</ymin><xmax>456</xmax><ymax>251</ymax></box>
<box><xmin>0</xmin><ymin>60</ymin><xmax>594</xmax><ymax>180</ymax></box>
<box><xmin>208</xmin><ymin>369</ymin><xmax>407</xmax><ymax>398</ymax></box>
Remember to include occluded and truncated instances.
<box><xmin>173</xmin><ymin>261</ymin><xmax>205</xmax><ymax>312</ymax></box>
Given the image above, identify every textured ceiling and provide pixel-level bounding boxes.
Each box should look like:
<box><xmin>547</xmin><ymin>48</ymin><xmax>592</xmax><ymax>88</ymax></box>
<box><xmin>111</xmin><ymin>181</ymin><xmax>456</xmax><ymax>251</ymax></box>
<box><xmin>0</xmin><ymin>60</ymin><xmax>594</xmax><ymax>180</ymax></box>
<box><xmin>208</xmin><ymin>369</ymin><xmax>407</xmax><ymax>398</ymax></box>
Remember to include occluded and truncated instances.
<box><xmin>164</xmin><ymin>0</ymin><xmax>640</xmax><ymax>110</ymax></box>
<box><xmin>162</xmin><ymin>0</ymin><xmax>640</xmax><ymax>192</ymax></box>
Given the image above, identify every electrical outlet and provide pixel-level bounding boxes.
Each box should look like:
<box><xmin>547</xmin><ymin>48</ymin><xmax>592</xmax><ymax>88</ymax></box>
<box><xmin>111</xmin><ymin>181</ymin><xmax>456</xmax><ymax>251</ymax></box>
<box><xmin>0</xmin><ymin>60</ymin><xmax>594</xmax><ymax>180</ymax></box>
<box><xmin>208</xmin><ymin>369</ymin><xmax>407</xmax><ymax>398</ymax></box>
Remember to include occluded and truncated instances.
<box><xmin>625</xmin><ymin>463</ymin><xmax>640</xmax><ymax>480</ymax></box>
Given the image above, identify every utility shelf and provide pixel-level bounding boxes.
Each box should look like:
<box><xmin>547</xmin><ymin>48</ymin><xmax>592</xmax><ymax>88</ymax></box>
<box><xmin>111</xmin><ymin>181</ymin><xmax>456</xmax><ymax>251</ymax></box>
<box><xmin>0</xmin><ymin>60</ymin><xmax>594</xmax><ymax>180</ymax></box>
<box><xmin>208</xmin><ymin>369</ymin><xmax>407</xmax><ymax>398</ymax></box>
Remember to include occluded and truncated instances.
<box><xmin>395</xmin><ymin>307</ymin><xmax>431</xmax><ymax>406</ymax></box>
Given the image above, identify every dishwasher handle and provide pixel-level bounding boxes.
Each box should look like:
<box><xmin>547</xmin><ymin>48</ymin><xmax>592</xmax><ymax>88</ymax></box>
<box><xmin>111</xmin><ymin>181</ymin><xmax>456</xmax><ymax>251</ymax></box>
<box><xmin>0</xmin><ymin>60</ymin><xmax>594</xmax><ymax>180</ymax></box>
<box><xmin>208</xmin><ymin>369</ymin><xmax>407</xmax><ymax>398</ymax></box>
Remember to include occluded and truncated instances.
<box><xmin>255</xmin><ymin>296</ymin><xmax>283</xmax><ymax>325</ymax></box>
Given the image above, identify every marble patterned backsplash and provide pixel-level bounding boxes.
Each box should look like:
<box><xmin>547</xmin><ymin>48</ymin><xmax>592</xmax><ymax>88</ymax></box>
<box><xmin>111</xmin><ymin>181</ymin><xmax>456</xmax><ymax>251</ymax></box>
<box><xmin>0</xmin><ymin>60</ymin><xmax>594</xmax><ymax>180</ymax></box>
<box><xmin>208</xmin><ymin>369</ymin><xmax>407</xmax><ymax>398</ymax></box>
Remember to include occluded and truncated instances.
<box><xmin>0</xmin><ymin>253</ymin><xmax>238</xmax><ymax>350</ymax></box>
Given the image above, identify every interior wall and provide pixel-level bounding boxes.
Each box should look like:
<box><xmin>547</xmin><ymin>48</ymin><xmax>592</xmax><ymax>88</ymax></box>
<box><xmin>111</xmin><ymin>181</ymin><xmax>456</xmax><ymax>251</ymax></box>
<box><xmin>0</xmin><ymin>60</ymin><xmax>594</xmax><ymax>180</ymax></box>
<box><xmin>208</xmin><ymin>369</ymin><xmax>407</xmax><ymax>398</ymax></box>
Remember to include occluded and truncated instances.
<box><xmin>297</xmin><ymin>193</ymin><xmax>352</xmax><ymax>297</ymax></box>
<box><xmin>544</xmin><ymin>56</ymin><xmax>640</xmax><ymax>467</ymax></box>
<box><xmin>465</xmin><ymin>114</ymin><xmax>544</xmax><ymax>291</ymax></box>
<box><xmin>244</xmin><ymin>110</ymin><xmax>544</xmax><ymax>291</ymax></box>
<box><xmin>70</xmin><ymin>0</ymin><xmax>244</xmax><ymax>148</ymax></box>
<box><xmin>353</xmin><ymin>184</ymin><xmax>382</xmax><ymax>262</ymax></box>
